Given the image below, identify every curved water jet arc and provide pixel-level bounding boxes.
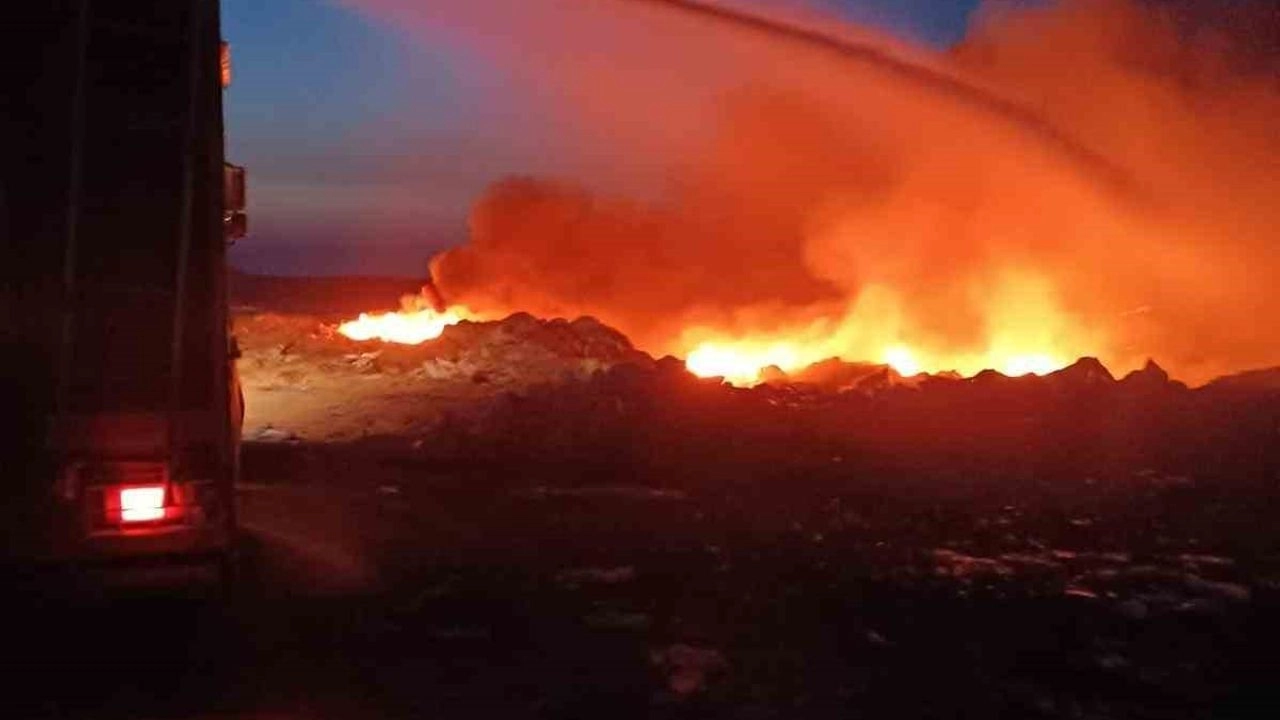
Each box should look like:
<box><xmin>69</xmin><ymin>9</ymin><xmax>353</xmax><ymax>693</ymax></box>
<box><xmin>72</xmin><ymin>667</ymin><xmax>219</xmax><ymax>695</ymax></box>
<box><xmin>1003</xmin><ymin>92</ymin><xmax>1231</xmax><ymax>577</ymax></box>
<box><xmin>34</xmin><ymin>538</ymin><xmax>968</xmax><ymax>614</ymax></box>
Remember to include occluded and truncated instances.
<box><xmin>624</xmin><ymin>0</ymin><xmax>1136</xmax><ymax>196</ymax></box>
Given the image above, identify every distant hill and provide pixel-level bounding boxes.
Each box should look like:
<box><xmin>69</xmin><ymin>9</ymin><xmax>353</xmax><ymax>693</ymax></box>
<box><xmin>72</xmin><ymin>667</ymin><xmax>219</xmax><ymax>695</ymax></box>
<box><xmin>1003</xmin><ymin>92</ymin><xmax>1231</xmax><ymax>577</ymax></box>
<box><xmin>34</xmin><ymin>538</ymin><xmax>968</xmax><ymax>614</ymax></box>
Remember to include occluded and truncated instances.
<box><xmin>229</xmin><ymin>272</ymin><xmax>422</xmax><ymax>318</ymax></box>
<box><xmin>227</xmin><ymin>234</ymin><xmax>458</xmax><ymax>278</ymax></box>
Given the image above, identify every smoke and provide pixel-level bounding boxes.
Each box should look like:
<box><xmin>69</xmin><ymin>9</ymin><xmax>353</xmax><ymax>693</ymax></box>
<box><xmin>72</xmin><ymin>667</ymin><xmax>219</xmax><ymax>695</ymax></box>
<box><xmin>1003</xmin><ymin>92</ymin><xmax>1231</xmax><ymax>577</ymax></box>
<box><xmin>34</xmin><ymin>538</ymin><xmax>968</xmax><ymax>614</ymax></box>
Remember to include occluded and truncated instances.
<box><xmin>347</xmin><ymin>0</ymin><xmax>1279</xmax><ymax>383</ymax></box>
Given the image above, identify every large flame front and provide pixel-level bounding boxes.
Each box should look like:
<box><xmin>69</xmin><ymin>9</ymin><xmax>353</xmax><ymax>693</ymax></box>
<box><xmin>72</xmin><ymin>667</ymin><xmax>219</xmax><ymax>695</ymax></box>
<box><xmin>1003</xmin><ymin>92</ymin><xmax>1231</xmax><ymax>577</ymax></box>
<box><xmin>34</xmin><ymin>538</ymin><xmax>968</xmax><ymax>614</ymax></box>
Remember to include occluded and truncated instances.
<box><xmin>336</xmin><ymin>267</ymin><xmax>1088</xmax><ymax>382</ymax></box>
<box><xmin>683</xmin><ymin>341</ymin><xmax>1069</xmax><ymax>385</ymax></box>
<box><xmin>678</xmin><ymin>273</ymin><xmax>1083</xmax><ymax>384</ymax></box>
<box><xmin>685</xmin><ymin>342</ymin><xmax>804</xmax><ymax>385</ymax></box>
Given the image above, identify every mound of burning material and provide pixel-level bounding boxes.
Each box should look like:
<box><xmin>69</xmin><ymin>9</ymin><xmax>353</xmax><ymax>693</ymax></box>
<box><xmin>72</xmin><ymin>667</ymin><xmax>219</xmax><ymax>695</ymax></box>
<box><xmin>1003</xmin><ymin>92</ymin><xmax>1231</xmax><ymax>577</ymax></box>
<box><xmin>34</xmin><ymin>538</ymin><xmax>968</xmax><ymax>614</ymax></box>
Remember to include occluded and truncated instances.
<box><xmin>237</xmin><ymin>310</ymin><xmax>649</xmax><ymax>387</ymax></box>
<box><xmin>235</xmin><ymin>308</ymin><xmax>655</xmax><ymax>442</ymax></box>
<box><xmin>412</xmin><ymin>312</ymin><xmax>650</xmax><ymax>385</ymax></box>
<box><xmin>235</xmin><ymin>298</ymin><xmax>1278</xmax><ymax>472</ymax></box>
<box><xmin>424</xmin><ymin>355</ymin><xmax>1279</xmax><ymax>491</ymax></box>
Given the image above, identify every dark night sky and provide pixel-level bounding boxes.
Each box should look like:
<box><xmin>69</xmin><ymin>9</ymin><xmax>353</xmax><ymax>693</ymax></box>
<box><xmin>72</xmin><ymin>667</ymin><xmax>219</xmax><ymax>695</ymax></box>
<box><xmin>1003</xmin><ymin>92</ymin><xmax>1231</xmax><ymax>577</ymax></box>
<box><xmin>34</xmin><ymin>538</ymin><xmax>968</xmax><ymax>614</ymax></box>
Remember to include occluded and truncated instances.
<box><xmin>222</xmin><ymin>0</ymin><xmax>983</xmax><ymax>277</ymax></box>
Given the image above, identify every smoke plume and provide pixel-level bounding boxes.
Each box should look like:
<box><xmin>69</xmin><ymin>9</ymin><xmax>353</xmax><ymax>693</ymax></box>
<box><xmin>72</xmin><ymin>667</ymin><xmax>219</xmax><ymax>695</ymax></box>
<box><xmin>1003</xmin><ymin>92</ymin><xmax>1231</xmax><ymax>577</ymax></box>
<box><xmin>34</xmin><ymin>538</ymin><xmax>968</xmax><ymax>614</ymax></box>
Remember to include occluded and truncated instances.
<box><xmin>348</xmin><ymin>0</ymin><xmax>1280</xmax><ymax>383</ymax></box>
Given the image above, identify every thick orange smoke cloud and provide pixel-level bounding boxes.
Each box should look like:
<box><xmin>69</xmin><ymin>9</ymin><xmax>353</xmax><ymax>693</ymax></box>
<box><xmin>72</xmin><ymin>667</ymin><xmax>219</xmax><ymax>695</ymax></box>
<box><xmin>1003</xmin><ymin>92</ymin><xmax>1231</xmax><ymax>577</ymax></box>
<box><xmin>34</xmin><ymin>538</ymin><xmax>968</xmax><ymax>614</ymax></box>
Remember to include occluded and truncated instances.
<box><xmin>349</xmin><ymin>0</ymin><xmax>1279</xmax><ymax>384</ymax></box>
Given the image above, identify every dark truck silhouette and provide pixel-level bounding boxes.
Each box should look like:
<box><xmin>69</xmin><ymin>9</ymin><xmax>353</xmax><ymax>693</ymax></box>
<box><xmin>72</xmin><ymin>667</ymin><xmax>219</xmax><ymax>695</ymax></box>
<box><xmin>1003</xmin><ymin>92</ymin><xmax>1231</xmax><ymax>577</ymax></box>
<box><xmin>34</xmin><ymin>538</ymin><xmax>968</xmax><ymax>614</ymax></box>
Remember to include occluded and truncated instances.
<box><xmin>2</xmin><ymin>0</ymin><xmax>246</xmax><ymax>582</ymax></box>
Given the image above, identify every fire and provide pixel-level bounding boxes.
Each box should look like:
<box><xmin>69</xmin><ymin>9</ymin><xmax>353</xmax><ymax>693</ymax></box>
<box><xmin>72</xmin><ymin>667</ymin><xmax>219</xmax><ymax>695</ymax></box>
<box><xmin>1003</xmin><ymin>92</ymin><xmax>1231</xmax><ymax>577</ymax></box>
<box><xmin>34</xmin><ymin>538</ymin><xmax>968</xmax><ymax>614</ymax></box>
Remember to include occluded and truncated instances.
<box><xmin>351</xmin><ymin>0</ymin><xmax>1280</xmax><ymax>387</ymax></box>
<box><xmin>338</xmin><ymin>304</ymin><xmax>473</xmax><ymax>344</ymax></box>
<box><xmin>882</xmin><ymin>345</ymin><xmax>921</xmax><ymax>377</ymax></box>
<box><xmin>336</xmin><ymin>283</ymin><xmax>1077</xmax><ymax>381</ymax></box>
<box><xmin>683</xmin><ymin>340</ymin><xmax>1071</xmax><ymax>386</ymax></box>
<box><xmin>1001</xmin><ymin>354</ymin><xmax>1063</xmax><ymax>377</ymax></box>
<box><xmin>685</xmin><ymin>342</ymin><xmax>806</xmax><ymax>385</ymax></box>
<box><xmin>333</xmin><ymin>268</ymin><xmax>1084</xmax><ymax>383</ymax></box>
<box><xmin>678</xmin><ymin>272</ymin><xmax>1086</xmax><ymax>385</ymax></box>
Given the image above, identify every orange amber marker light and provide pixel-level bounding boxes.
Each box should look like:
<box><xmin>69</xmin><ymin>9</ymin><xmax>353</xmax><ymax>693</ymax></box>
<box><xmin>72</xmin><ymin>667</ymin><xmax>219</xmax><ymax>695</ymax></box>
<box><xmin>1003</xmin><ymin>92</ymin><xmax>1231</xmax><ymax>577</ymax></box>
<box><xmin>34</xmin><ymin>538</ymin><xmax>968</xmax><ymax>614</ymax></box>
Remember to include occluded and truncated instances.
<box><xmin>220</xmin><ymin>41</ymin><xmax>232</xmax><ymax>88</ymax></box>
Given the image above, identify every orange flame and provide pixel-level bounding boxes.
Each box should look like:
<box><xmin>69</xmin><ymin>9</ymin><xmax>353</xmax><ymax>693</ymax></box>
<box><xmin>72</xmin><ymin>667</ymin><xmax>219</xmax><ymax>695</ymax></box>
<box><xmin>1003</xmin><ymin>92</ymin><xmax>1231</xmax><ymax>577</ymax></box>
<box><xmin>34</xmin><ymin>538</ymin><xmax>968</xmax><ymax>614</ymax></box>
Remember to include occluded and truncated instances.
<box><xmin>680</xmin><ymin>272</ymin><xmax>1084</xmax><ymax>384</ymax></box>
<box><xmin>685</xmin><ymin>342</ymin><xmax>806</xmax><ymax>385</ymax></box>
<box><xmin>683</xmin><ymin>341</ymin><xmax>1071</xmax><ymax>385</ymax></box>
<box><xmin>338</xmin><ymin>303</ymin><xmax>473</xmax><ymax>344</ymax></box>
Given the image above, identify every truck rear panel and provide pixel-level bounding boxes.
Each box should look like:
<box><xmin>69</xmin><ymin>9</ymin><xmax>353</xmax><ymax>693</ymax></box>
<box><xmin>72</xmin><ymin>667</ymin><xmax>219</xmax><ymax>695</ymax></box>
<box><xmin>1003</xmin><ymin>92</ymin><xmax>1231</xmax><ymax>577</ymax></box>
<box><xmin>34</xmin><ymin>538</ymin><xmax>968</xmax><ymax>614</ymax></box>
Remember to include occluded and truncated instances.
<box><xmin>2</xmin><ymin>0</ymin><xmax>239</xmax><ymax>568</ymax></box>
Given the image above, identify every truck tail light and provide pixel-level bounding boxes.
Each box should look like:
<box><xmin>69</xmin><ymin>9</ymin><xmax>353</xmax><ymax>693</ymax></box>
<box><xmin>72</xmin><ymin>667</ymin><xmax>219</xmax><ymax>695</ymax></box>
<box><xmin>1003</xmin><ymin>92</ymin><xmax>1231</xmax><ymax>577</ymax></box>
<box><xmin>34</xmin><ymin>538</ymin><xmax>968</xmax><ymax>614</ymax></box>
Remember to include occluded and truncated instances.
<box><xmin>76</xmin><ymin>461</ymin><xmax>218</xmax><ymax>532</ymax></box>
<box><xmin>119</xmin><ymin>485</ymin><xmax>166</xmax><ymax>523</ymax></box>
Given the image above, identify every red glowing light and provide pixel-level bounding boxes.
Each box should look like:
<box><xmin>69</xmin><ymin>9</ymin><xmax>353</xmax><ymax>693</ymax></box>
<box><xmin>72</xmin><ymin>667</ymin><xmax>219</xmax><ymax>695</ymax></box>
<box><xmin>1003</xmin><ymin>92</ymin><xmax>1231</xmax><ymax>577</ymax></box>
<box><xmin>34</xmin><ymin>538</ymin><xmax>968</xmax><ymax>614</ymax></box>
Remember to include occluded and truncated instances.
<box><xmin>119</xmin><ymin>486</ymin><xmax>166</xmax><ymax>523</ymax></box>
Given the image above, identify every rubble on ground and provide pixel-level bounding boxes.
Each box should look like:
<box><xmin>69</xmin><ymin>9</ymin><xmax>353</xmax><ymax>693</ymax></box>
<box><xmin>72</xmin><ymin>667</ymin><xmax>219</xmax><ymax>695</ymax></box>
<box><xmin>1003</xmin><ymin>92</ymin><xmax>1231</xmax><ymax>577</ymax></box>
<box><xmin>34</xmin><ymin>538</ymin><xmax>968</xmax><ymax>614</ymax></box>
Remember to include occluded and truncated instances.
<box><xmin>412</xmin><ymin>358</ymin><xmax>1277</xmax><ymax>513</ymax></box>
<box><xmin>235</xmin><ymin>308</ymin><xmax>1279</xmax><ymax>476</ymax></box>
<box><xmin>234</xmin><ymin>310</ymin><xmax>653</xmax><ymax>440</ymax></box>
<box><xmin>236</xmin><ymin>310</ymin><xmax>647</xmax><ymax>384</ymax></box>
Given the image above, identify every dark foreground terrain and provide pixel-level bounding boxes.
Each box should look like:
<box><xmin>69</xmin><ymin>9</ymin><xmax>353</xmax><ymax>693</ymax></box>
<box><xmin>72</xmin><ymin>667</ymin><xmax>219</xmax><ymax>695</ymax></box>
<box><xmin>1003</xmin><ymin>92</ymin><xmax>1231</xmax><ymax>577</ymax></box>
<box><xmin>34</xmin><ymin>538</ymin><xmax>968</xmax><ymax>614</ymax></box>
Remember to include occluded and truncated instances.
<box><xmin>4</xmin><ymin>432</ymin><xmax>1278</xmax><ymax>720</ymax></box>
<box><xmin>4</xmin><ymin>276</ymin><xmax>1277</xmax><ymax>719</ymax></box>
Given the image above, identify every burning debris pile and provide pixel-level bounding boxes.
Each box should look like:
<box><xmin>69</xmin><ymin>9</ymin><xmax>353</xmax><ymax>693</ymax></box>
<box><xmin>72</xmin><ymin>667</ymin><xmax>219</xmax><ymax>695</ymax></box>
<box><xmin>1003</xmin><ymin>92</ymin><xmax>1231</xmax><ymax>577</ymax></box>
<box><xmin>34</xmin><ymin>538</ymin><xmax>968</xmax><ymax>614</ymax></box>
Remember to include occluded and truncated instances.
<box><xmin>234</xmin><ymin>305</ymin><xmax>652</xmax><ymax>441</ymax></box>
<box><xmin>235</xmin><ymin>283</ymin><xmax>1278</xmax><ymax>475</ymax></box>
<box><xmin>238</xmin><ymin>310</ymin><xmax>644</xmax><ymax>383</ymax></box>
<box><xmin>411</xmin><ymin>312</ymin><xmax>648</xmax><ymax>384</ymax></box>
<box><xmin>424</xmin><ymin>353</ymin><xmax>1279</xmax><ymax>493</ymax></box>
